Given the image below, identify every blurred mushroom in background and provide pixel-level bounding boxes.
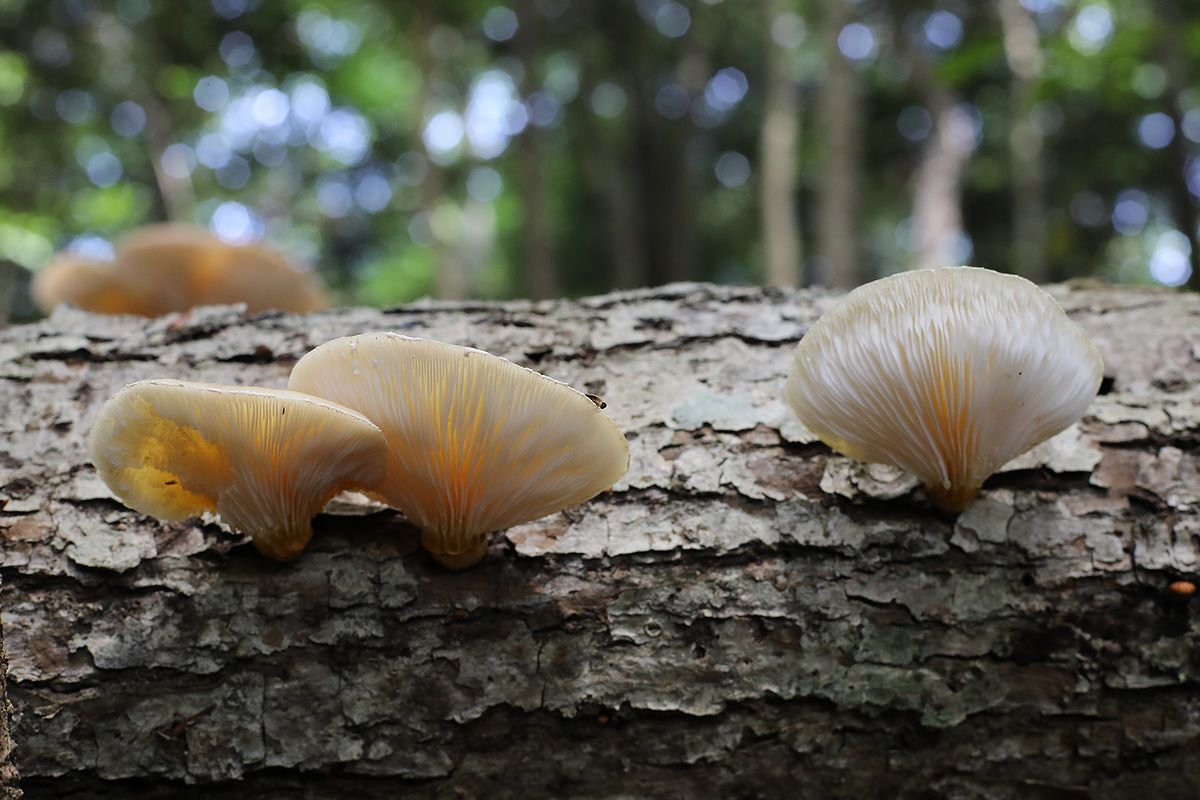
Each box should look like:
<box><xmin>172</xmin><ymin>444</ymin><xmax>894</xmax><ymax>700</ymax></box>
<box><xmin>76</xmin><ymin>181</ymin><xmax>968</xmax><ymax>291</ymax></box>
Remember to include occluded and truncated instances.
<box><xmin>32</xmin><ymin>223</ymin><xmax>328</xmax><ymax>317</ymax></box>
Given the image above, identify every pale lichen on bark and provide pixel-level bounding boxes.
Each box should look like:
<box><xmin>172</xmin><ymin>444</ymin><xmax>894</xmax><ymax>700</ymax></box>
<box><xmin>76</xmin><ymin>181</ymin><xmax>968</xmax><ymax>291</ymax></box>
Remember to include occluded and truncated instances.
<box><xmin>0</xmin><ymin>282</ymin><xmax>1198</xmax><ymax>798</ymax></box>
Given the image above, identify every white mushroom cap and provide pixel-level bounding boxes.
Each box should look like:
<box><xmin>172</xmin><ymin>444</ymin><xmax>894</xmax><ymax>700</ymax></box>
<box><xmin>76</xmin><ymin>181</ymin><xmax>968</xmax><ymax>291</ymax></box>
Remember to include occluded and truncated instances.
<box><xmin>288</xmin><ymin>333</ymin><xmax>630</xmax><ymax>568</ymax></box>
<box><xmin>786</xmin><ymin>267</ymin><xmax>1104</xmax><ymax>511</ymax></box>
<box><xmin>89</xmin><ymin>380</ymin><xmax>388</xmax><ymax>560</ymax></box>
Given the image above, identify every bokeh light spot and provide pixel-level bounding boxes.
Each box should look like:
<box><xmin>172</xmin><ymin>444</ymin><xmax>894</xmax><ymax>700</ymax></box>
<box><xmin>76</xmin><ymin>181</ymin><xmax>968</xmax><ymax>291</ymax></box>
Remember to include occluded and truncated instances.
<box><xmin>423</xmin><ymin>110</ymin><xmax>465</xmax><ymax>162</ymax></box>
<box><xmin>837</xmin><ymin>23</ymin><xmax>876</xmax><ymax>62</ymax></box>
<box><xmin>482</xmin><ymin>6</ymin><xmax>519</xmax><ymax>42</ymax></box>
<box><xmin>210</xmin><ymin>200</ymin><xmax>263</xmax><ymax>244</ymax></box>
<box><xmin>467</xmin><ymin>166</ymin><xmax>503</xmax><ymax>202</ymax></box>
<box><xmin>590</xmin><ymin>82</ymin><xmax>626</xmax><ymax>118</ymax></box>
<box><xmin>897</xmin><ymin>106</ymin><xmax>932</xmax><ymax>141</ymax></box>
<box><xmin>1136</xmin><ymin>112</ymin><xmax>1174</xmax><ymax>149</ymax></box>
<box><xmin>924</xmin><ymin>11</ymin><xmax>963</xmax><ymax>50</ymax></box>
<box><xmin>1070</xmin><ymin>5</ymin><xmax>1113</xmax><ymax>54</ymax></box>
<box><xmin>110</xmin><ymin>100</ymin><xmax>146</xmax><ymax>137</ymax></box>
<box><xmin>194</xmin><ymin>76</ymin><xmax>230</xmax><ymax>112</ymax></box>
<box><xmin>714</xmin><ymin>151</ymin><xmax>750</xmax><ymax>187</ymax></box>
<box><xmin>654</xmin><ymin>2</ymin><xmax>691</xmax><ymax>38</ymax></box>
<box><xmin>1111</xmin><ymin>189</ymin><xmax>1149</xmax><ymax>235</ymax></box>
<box><xmin>1148</xmin><ymin>230</ymin><xmax>1192</xmax><ymax>286</ymax></box>
<box><xmin>85</xmin><ymin>152</ymin><xmax>122</xmax><ymax>187</ymax></box>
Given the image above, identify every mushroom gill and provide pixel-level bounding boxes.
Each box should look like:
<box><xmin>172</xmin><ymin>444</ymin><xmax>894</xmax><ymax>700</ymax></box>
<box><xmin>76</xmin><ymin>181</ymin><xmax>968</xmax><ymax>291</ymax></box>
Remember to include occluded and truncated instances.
<box><xmin>288</xmin><ymin>333</ymin><xmax>630</xmax><ymax>568</ymax></box>
<box><xmin>89</xmin><ymin>380</ymin><xmax>387</xmax><ymax>560</ymax></box>
<box><xmin>785</xmin><ymin>266</ymin><xmax>1104</xmax><ymax>511</ymax></box>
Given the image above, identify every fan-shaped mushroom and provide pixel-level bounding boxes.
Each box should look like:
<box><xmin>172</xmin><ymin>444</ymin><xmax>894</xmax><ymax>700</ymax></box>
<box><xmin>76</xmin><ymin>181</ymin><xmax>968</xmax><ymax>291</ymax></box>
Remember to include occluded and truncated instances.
<box><xmin>786</xmin><ymin>267</ymin><xmax>1104</xmax><ymax>511</ymax></box>
<box><xmin>31</xmin><ymin>253</ymin><xmax>138</xmax><ymax>315</ymax></box>
<box><xmin>33</xmin><ymin>224</ymin><xmax>328</xmax><ymax>317</ymax></box>
<box><xmin>114</xmin><ymin>224</ymin><xmax>329</xmax><ymax>315</ymax></box>
<box><xmin>89</xmin><ymin>380</ymin><xmax>387</xmax><ymax>560</ymax></box>
<box><xmin>288</xmin><ymin>333</ymin><xmax>630</xmax><ymax>568</ymax></box>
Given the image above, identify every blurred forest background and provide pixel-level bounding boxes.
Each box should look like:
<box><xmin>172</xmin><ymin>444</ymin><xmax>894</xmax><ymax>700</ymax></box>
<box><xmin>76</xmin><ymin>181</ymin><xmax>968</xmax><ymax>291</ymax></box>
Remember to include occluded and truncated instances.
<box><xmin>1</xmin><ymin>0</ymin><xmax>1199</xmax><ymax>321</ymax></box>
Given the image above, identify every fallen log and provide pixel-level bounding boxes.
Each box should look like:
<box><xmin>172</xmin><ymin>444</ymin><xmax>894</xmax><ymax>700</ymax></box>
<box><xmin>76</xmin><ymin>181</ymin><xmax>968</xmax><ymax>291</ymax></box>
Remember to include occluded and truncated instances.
<box><xmin>1</xmin><ymin>282</ymin><xmax>1198</xmax><ymax>797</ymax></box>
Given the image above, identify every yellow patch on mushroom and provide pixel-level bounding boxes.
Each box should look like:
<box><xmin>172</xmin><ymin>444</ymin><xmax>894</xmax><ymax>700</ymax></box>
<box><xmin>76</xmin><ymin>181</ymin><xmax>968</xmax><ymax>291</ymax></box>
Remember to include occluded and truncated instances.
<box><xmin>89</xmin><ymin>380</ymin><xmax>387</xmax><ymax>560</ymax></box>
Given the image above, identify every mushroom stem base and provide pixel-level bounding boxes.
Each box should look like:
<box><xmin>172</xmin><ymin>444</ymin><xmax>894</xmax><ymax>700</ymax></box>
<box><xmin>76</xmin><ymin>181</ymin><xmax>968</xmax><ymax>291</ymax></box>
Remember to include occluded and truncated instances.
<box><xmin>423</xmin><ymin>531</ymin><xmax>489</xmax><ymax>570</ymax></box>
<box><xmin>249</xmin><ymin>526</ymin><xmax>311</xmax><ymax>562</ymax></box>
<box><xmin>928</xmin><ymin>483</ymin><xmax>979</xmax><ymax>514</ymax></box>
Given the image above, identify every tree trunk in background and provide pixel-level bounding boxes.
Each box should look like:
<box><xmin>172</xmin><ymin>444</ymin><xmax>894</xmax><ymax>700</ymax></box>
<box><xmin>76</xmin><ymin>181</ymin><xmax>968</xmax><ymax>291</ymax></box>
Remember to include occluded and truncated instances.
<box><xmin>998</xmin><ymin>0</ymin><xmax>1047</xmax><ymax>282</ymax></box>
<box><xmin>1152</xmin><ymin>0</ymin><xmax>1200</xmax><ymax>291</ymax></box>
<box><xmin>900</xmin><ymin>13</ymin><xmax>973</xmax><ymax>271</ymax></box>
<box><xmin>0</xmin><ymin>263</ymin><xmax>17</xmax><ymax>327</ymax></box>
<box><xmin>516</xmin><ymin>0</ymin><xmax>559</xmax><ymax>300</ymax></box>
<box><xmin>582</xmin><ymin>115</ymin><xmax>646</xmax><ymax>291</ymax></box>
<box><xmin>415</xmin><ymin>12</ymin><xmax>468</xmax><ymax>301</ymax></box>
<box><xmin>759</xmin><ymin>0</ymin><xmax>802</xmax><ymax>288</ymax></box>
<box><xmin>423</xmin><ymin>169</ymin><xmax>468</xmax><ymax>300</ymax></box>
<box><xmin>124</xmin><ymin>34</ymin><xmax>195</xmax><ymax>223</ymax></box>
<box><xmin>4</xmin><ymin>285</ymin><xmax>1200</xmax><ymax>798</ymax></box>
<box><xmin>814</xmin><ymin>0</ymin><xmax>861</xmax><ymax>287</ymax></box>
<box><xmin>515</xmin><ymin>129</ymin><xmax>558</xmax><ymax>300</ymax></box>
<box><xmin>663</xmin><ymin>125</ymin><xmax>697</xmax><ymax>284</ymax></box>
<box><xmin>660</xmin><ymin>35</ymin><xmax>704</xmax><ymax>285</ymax></box>
<box><xmin>589</xmin><ymin>8</ymin><xmax>650</xmax><ymax>291</ymax></box>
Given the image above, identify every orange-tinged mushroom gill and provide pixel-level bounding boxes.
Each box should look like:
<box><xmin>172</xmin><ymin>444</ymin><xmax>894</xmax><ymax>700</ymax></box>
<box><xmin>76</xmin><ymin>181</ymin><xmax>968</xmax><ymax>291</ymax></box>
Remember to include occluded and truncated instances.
<box><xmin>288</xmin><ymin>333</ymin><xmax>630</xmax><ymax>568</ymax></box>
<box><xmin>786</xmin><ymin>266</ymin><xmax>1104</xmax><ymax>512</ymax></box>
<box><xmin>89</xmin><ymin>379</ymin><xmax>387</xmax><ymax>560</ymax></box>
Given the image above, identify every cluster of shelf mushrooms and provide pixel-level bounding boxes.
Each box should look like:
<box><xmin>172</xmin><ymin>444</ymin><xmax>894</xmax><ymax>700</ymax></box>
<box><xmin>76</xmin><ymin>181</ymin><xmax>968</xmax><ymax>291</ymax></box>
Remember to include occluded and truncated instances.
<box><xmin>34</xmin><ymin>224</ymin><xmax>327</xmax><ymax>317</ymax></box>
<box><xmin>90</xmin><ymin>334</ymin><xmax>630</xmax><ymax>568</ymax></box>
<box><xmin>88</xmin><ymin>265</ymin><xmax>1104</xmax><ymax>569</ymax></box>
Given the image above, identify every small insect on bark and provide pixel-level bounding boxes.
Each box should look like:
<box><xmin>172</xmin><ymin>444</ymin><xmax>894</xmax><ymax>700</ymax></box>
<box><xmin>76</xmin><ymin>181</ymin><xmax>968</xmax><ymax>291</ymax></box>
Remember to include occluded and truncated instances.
<box><xmin>156</xmin><ymin>704</ymin><xmax>217</xmax><ymax>740</ymax></box>
<box><xmin>585</xmin><ymin>394</ymin><xmax>607</xmax><ymax>409</ymax></box>
<box><xmin>1168</xmin><ymin>580</ymin><xmax>1196</xmax><ymax>599</ymax></box>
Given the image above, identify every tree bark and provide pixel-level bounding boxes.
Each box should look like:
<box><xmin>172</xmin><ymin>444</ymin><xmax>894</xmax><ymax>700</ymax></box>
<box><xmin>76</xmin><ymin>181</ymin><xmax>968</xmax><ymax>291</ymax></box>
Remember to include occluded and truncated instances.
<box><xmin>759</xmin><ymin>0</ymin><xmax>803</xmax><ymax>288</ymax></box>
<box><xmin>998</xmin><ymin>0</ymin><xmax>1048</xmax><ymax>282</ymax></box>
<box><xmin>0</xmin><ymin>592</ymin><xmax>19</xmax><ymax>800</ymax></box>
<box><xmin>814</xmin><ymin>0</ymin><xmax>862</xmax><ymax>287</ymax></box>
<box><xmin>2</xmin><ymin>284</ymin><xmax>1200</xmax><ymax>798</ymax></box>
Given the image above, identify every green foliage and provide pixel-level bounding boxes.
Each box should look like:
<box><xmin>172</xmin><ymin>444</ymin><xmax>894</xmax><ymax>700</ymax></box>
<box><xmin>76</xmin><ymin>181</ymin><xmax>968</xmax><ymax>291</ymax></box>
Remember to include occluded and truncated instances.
<box><xmin>1</xmin><ymin>0</ymin><xmax>1198</xmax><ymax>318</ymax></box>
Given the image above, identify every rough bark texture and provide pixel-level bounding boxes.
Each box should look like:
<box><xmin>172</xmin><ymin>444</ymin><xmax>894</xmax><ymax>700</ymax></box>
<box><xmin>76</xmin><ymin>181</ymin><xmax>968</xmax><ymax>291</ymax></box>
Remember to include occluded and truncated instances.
<box><xmin>0</xmin><ymin>586</ymin><xmax>20</xmax><ymax>799</ymax></box>
<box><xmin>1</xmin><ymin>282</ymin><xmax>1199</xmax><ymax>799</ymax></box>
